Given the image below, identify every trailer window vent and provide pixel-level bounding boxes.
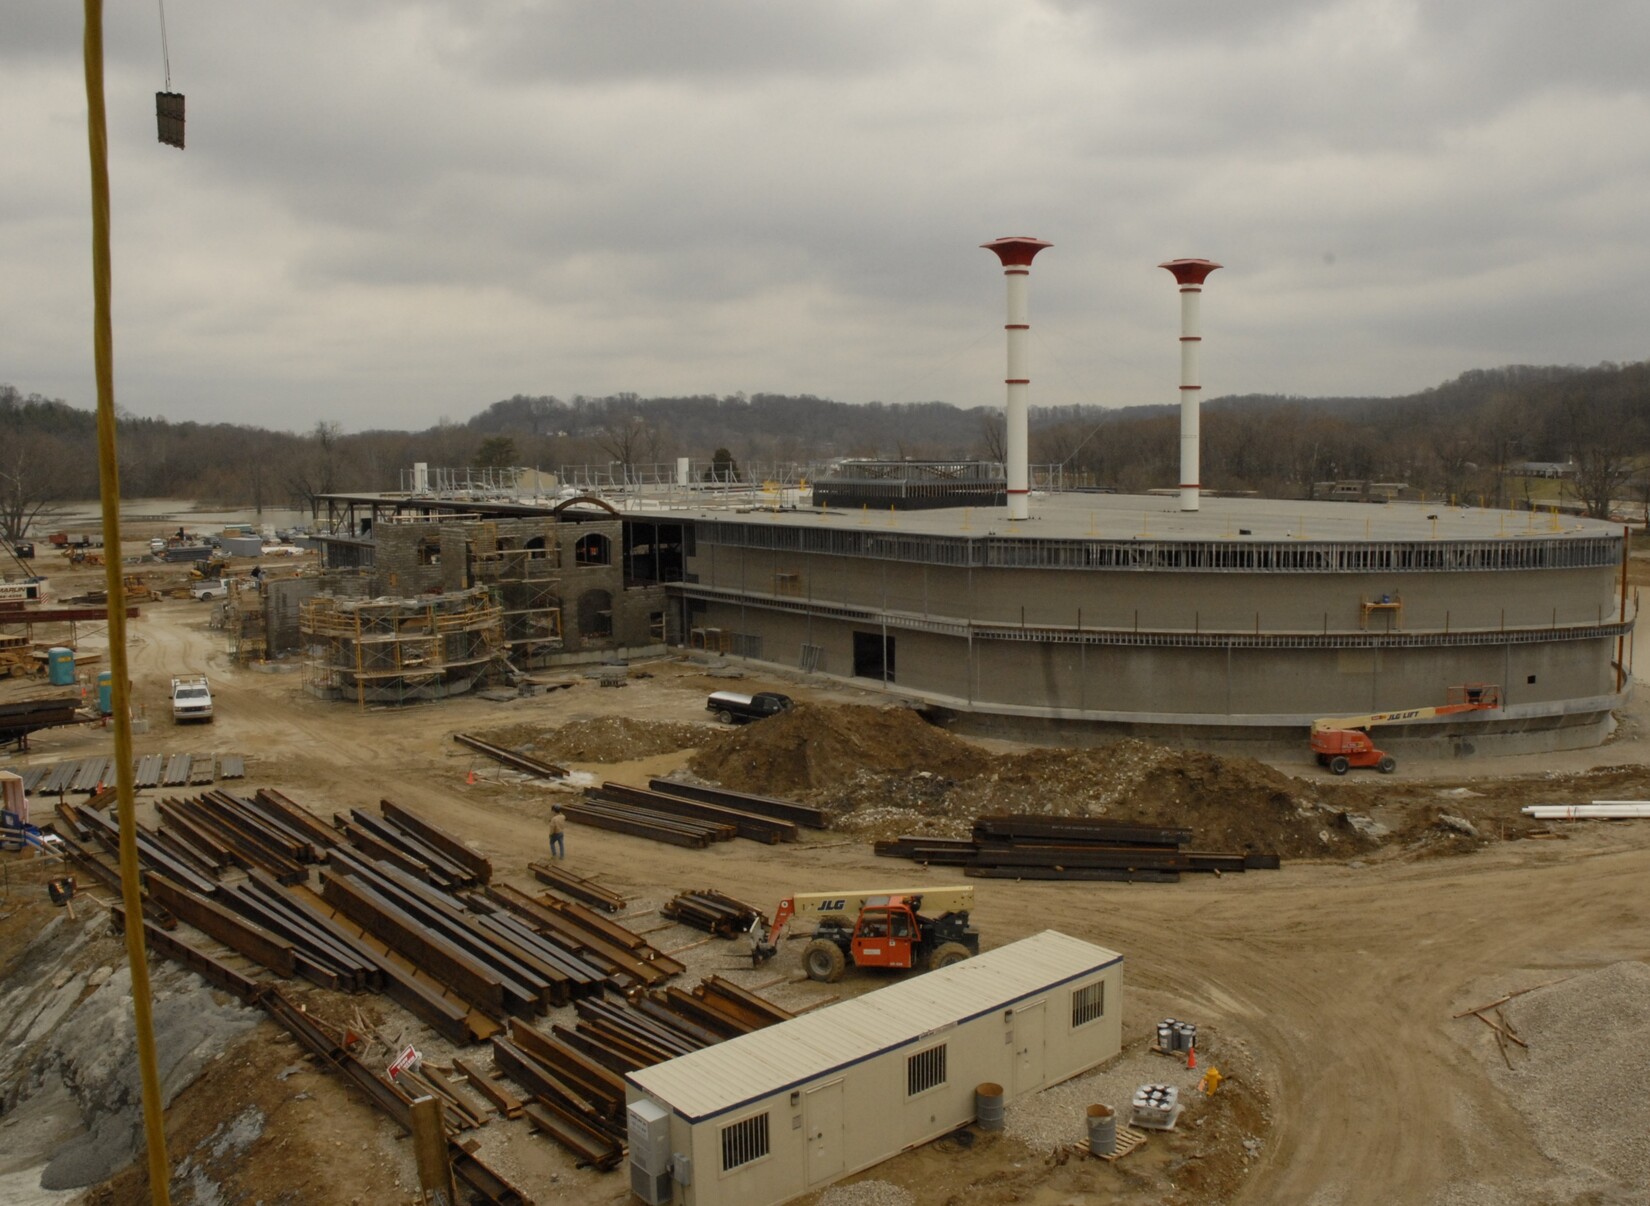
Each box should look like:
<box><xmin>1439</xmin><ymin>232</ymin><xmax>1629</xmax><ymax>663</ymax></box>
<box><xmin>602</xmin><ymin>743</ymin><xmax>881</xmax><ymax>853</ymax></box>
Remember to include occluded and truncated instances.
<box><xmin>720</xmin><ymin>1113</ymin><xmax>769</xmax><ymax>1171</ymax></box>
<box><xmin>1072</xmin><ymin>980</ymin><xmax>1105</xmax><ymax>1028</ymax></box>
<box><xmin>907</xmin><ymin>1043</ymin><xmax>948</xmax><ymax>1096</ymax></box>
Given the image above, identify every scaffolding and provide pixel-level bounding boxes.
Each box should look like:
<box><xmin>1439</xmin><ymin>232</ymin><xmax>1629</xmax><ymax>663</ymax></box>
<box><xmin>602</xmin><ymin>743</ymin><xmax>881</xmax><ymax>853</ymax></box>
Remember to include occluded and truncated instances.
<box><xmin>469</xmin><ymin>526</ymin><xmax>566</xmax><ymax>666</ymax></box>
<box><xmin>225</xmin><ymin>578</ymin><xmax>267</xmax><ymax>664</ymax></box>
<box><xmin>299</xmin><ymin>586</ymin><xmax>504</xmax><ymax>707</ymax></box>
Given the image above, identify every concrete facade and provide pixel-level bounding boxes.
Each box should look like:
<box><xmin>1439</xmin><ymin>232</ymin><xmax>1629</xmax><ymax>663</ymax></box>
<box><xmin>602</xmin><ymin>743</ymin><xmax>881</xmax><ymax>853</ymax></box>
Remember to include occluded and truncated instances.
<box><xmin>675</xmin><ymin>494</ymin><xmax>1633</xmax><ymax>754</ymax></box>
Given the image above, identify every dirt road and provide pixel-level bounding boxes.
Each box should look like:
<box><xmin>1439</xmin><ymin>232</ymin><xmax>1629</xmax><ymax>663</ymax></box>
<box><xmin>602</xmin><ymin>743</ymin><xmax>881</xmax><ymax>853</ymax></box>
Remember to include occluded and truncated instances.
<box><xmin>8</xmin><ymin>577</ymin><xmax>1649</xmax><ymax>1205</ymax></box>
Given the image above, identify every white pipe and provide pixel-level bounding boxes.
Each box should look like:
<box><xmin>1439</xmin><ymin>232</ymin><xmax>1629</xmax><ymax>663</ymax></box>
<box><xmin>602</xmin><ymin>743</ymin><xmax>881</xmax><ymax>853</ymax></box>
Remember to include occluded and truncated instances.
<box><xmin>1520</xmin><ymin>804</ymin><xmax>1650</xmax><ymax>819</ymax></box>
<box><xmin>982</xmin><ymin>237</ymin><xmax>1052</xmax><ymax>523</ymax></box>
<box><xmin>1158</xmin><ymin>259</ymin><xmax>1222</xmax><ymax>513</ymax></box>
<box><xmin>1005</xmin><ymin>270</ymin><xmax>1029</xmax><ymax>521</ymax></box>
<box><xmin>1178</xmin><ymin>287</ymin><xmax>1202</xmax><ymax>513</ymax></box>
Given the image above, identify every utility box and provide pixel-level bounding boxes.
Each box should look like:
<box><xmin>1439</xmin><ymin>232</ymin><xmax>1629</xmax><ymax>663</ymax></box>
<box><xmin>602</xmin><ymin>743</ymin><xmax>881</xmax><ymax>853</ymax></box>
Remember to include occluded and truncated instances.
<box><xmin>629</xmin><ymin>1097</ymin><xmax>673</xmax><ymax>1206</ymax></box>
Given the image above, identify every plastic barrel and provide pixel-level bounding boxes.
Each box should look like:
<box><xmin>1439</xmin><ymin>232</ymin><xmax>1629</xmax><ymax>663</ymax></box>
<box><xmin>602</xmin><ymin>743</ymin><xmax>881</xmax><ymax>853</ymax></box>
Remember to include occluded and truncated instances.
<box><xmin>47</xmin><ymin>647</ymin><xmax>75</xmax><ymax>686</ymax></box>
<box><xmin>1086</xmin><ymin>1104</ymin><xmax>1116</xmax><ymax>1156</ymax></box>
<box><xmin>96</xmin><ymin>671</ymin><xmax>114</xmax><ymax>715</ymax></box>
<box><xmin>975</xmin><ymin>1082</ymin><xmax>1005</xmax><ymax>1132</ymax></box>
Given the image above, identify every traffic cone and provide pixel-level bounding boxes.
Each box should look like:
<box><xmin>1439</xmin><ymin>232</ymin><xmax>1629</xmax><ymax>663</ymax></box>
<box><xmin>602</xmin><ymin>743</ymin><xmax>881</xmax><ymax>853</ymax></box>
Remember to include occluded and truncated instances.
<box><xmin>1186</xmin><ymin>1044</ymin><xmax>1197</xmax><ymax>1070</ymax></box>
<box><xmin>465</xmin><ymin>769</ymin><xmax>476</xmax><ymax>786</ymax></box>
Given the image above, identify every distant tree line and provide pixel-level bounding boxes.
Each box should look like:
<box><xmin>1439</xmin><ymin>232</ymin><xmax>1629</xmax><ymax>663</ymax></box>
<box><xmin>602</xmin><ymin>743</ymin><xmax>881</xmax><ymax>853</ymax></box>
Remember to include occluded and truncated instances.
<box><xmin>2</xmin><ymin>360</ymin><xmax>1647</xmax><ymax>538</ymax></box>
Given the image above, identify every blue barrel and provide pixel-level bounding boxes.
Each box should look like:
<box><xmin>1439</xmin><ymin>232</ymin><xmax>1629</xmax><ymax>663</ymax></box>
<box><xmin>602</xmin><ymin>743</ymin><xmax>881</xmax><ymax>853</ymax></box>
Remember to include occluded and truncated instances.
<box><xmin>97</xmin><ymin>671</ymin><xmax>114</xmax><ymax>715</ymax></box>
<box><xmin>47</xmin><ymin>647</ymin><xmax>76</xmax><ymax>686</ymax></box>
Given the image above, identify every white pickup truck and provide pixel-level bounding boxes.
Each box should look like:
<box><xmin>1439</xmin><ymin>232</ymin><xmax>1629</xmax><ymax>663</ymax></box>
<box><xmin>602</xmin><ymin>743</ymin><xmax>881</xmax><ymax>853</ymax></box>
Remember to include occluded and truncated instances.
<box><xmin>170</xmin><ymin>676</ymin><xmax>214</xmax><ymax>724</ymax></box>
<box><xmin>191</xmin><ymin>578</ymin><xmax>232</xmax><ymax>601</ymax></box>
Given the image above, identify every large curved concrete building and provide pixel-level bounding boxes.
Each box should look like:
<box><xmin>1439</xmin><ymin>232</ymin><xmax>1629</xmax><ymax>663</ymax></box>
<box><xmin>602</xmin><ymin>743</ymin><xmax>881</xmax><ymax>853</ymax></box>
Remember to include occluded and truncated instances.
<box><xmin>674</xmin><ymin>492</ymin><xmax>1632</xmax><ymax>756</ymax></box>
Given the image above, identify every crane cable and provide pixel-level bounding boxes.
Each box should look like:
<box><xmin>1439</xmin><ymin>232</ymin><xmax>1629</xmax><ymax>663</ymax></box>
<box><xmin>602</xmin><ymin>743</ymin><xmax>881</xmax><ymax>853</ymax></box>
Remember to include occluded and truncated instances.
<box><xmin>157</xmin><ymin>0</ymin><xmax>172</xmax><ymax>91</ymax></box>
<box><xmin>82</xmin><ymin>4</ymin><xmax>174</xmax><ymax>1203</ymax></box>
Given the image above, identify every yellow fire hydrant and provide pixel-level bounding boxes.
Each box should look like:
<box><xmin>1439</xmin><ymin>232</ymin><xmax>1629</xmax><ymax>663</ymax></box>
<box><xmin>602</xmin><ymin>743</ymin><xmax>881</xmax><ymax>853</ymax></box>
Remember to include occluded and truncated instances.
<box><xmin>1198</xmin><ymin>1066</ymin><xmax>1223</xmax><ymax>1097</ymax></box>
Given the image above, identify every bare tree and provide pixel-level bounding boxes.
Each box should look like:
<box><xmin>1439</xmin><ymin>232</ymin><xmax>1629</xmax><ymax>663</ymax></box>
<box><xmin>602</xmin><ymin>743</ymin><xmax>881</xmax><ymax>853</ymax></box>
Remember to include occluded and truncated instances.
<box><xmin>1562</xmin><ymin>391</ymin><xmax>1639</xmax><ymax>519</ymax></box>
<box><xmin>286</xmin><ymin>420</ymin><xmax>344</xmax><ymax>519</ymax></box>
<box><xmin>0</xmin><ymin>431</ymin><xmax>74</xmax><ymax>540</ymax></box>
<box><xmin>977</xmin><ymin>411</ymin><xmax>1006</xmax><ymax>464</ymax></box>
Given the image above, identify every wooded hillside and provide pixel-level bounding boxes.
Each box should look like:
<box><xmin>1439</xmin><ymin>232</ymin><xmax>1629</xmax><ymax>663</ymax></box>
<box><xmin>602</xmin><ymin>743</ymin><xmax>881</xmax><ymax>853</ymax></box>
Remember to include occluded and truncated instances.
<box><xmin>3</xmin><ymin>359</ymin><xmax>1646</xmax><ymax>537</ymax></box>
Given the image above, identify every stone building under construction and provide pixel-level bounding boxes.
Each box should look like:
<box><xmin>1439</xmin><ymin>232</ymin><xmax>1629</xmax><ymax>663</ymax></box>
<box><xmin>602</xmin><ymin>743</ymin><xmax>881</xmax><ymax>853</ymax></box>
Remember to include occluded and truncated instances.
<box><xmin>291</xmin><ymin>499</ymin><xmax>669</xmax><ymax>704</ymax></box>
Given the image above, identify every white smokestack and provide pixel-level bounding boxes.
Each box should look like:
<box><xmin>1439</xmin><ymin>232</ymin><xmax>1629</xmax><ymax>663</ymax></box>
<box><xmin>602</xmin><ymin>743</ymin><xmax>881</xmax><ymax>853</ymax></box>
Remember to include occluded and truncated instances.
<box><xmin>982</xmin><ymin>237</ymin><xmax>1053</xmax><ymax>521</ymax></box>
<box><xmin>1158</xmin><ymin>258</ymin><xmax>1222</xmax><ymax>512</ymax></box>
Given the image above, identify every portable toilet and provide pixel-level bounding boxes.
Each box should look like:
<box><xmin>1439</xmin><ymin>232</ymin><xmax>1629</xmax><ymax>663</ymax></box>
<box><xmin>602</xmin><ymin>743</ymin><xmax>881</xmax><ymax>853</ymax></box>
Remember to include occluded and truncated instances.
<box><xmin>47</xmin><ymin>647</ymin><xmax>76</xmax><ymax>685</ymax></box>
<box><xmin>97</xmin><ymin>670</ymin><xmax>115</xmax><ymax>716</ymax></box>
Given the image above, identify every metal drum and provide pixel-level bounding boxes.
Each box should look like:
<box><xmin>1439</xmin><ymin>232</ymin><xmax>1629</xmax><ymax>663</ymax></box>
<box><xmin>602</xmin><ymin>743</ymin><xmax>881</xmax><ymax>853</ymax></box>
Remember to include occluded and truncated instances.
<box><xmin>975</xmin><ymin>1082</ymin><xmax>1005</xmax><ymax>1132</ymax></box>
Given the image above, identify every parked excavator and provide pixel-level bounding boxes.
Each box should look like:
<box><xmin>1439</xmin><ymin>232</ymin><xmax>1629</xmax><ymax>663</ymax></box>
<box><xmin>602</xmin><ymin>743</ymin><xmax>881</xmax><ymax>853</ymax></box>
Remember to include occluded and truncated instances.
<box><xmin>1310</xmin><ymin>684</ymin><xmax>1502</xmax><ymax>774</ymax></box>
<box><xmin>750</xmin><ymin>886</ymin><xmax>979</xmax><ymax>982</ymax></box>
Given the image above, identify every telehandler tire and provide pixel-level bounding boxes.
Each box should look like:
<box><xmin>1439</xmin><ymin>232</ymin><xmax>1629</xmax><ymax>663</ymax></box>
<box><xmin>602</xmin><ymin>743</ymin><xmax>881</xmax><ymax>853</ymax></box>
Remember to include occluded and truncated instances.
<box><xmin>1377</xmin><ymin>755</ymin><xmax>1397</xmax><ymax>774</ymax></box>
<box><xmin>804</xmin><ymin>939</ymin><xmax>847</xmax><ymax>983</ymax></box>
<box><xmin>927</xmin><ymin>942</ymin><xmax>972</xmax><ymax>971</ymax></box>
<box><xmin>1329</xmin><ymin>755</ymin><xmax>1350</xmax><ymax>775</ymax></box>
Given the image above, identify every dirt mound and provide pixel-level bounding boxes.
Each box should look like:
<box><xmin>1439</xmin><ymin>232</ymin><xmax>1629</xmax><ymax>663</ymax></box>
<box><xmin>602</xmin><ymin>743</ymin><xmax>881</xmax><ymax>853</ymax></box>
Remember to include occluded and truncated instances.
<box><xmin>686</xmin><ymin>706</ymin><xmax>1370</xmax><ymax>859</ymax></box>
<box><xmin>687</xmin><ymin>703</ymin><xmax>991</xmax><ymax>796</ymax></box>
<box><xmin>474</xmin><ymin>716</ymin><xmax>709</xmax><ymax>764</ymax></box>
<box><xmin>822</xmin><ymin>739</ymin><xmax>1370</xmax><ymax>859</ymax></box>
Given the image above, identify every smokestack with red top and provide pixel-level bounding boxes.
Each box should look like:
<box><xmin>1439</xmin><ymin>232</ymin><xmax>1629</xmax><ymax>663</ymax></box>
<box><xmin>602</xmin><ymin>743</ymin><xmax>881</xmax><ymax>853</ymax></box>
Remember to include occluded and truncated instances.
<box><xmin>982</xmin><ymin>236</ymin><xmax>1052</xmax><ymax>521</ymax></box>
<box><xmin>1159</xmin><ymin>258</ymin><xmax>1222</xmax><ymax>512</ymax></box>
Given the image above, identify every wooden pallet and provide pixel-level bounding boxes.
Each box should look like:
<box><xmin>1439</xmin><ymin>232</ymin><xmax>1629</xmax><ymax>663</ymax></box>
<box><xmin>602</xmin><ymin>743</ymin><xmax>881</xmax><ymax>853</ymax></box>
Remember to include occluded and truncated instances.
<box><xmin>1076</xmin><ymin>1125</ymin><xmax>1149</xmax><ymax>1162</ymax></box>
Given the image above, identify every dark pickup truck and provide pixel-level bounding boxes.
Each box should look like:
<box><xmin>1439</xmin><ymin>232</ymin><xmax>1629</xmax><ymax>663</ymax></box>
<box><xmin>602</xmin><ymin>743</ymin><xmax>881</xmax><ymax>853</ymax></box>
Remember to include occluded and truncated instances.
<box><xmin>706</xmin><ymin>690</ymin><xmax>794</xmax><ymax>724</ymax></box>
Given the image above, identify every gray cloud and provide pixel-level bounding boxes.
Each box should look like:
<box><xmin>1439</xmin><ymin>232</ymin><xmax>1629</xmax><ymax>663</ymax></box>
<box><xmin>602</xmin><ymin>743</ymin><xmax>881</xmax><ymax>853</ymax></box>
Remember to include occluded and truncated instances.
<box><xmin>1</xmin><ymin>0</ymin><xmax>1645</xmax><ymax>431</ymax></box>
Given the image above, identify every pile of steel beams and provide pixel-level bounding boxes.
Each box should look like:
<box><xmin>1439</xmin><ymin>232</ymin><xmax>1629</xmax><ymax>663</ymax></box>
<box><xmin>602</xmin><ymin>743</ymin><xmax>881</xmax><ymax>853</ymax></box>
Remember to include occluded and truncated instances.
<box><xmin>528</xmin><ymin>861</ymin><xmax>625</xmax><ymax>912</ymax></box>
<box><xmin>564</xmin><ymin>794</ymin><xmax>733</xmax><ymax>848</ymax></box>
<box><xmin>661</xmin><ymin>889</ymin><xmax>766</xmax><ymax>936</ymax></box>
<box><xmin>874</xmin><ymin>814</ymin><xmax>1282</xmax><ymax>881</ymax></box>
<box><xmin>564</xmin><ymin>779</ymin><xmax>818</xmax><ymax>848</ymax></box>
<box><xmin>60</xmin><ymin>781</ymin><xmax>805</xmax><ymax>1190</ymax></box>
<box><xmin>489</xmin><ymin>975</ymin><xmax>794</xmax><ymax>1169</ymax></box>
<box><xmin>648</xmin><ymin>777</ymin><xmax>830</xmax><ymax>829</ymax></box>
<box><xmin>454</xmin><ymin>731</ymin><xmax>568</xmax><ymax>779</ymax></box>
<box><xmin>9</xmin><ymin>751</ymin><xmax>246</xmax><ymax>795</ymax></box>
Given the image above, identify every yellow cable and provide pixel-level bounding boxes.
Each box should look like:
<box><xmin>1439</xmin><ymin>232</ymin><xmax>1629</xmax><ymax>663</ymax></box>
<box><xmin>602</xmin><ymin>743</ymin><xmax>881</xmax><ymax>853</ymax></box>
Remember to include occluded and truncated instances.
<box><xmin>82</xmin><ymin>4</ymin><xmax>173</xmax><ymax>1201</ymax></box>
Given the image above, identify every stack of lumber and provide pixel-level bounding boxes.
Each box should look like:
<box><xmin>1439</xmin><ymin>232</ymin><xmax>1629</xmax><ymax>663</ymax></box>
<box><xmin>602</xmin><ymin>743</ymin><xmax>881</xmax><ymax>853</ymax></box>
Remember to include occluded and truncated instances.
<box><xmin>874</xmin><ymin>814</ymin><xmax>1282</xmax><ymax>882</ymax></box>
<box><xmin>662</xmin><ymin>889</ymin><xmax>766</xmax><ymax>936</ymax></box>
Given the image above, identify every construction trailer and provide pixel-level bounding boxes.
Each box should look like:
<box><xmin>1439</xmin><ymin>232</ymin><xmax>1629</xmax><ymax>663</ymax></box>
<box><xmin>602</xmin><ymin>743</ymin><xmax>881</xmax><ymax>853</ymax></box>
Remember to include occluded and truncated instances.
<box><xmin>624</xmin><ymin>930</ymin><xmax>1123</xmax><ymax>1206</ymax></box>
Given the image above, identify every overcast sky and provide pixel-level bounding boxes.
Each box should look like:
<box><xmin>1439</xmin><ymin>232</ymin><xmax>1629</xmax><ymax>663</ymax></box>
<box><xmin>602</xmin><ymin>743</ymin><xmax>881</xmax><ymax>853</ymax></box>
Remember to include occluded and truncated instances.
<box><xmin>4</xmin><ymin>1</ymin><xmax>1647</xmax><ymax>433</ymax></box>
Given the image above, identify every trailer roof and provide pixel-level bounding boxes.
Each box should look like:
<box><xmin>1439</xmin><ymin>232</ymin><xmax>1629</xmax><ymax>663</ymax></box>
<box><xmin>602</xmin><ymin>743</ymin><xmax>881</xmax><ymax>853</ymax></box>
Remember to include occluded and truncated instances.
<box><xmin>626</xmin><ymin>929</ymin><xmax>1121</xmax><ymax>1123</ymax></box>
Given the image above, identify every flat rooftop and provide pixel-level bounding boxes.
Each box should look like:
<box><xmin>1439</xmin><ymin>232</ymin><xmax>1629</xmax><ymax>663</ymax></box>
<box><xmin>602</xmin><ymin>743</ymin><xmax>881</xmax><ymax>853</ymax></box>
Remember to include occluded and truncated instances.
<box><xmin>686</xmin><ymin>491</ymin><xmax>1619</xmax><ymax>545</ymax></box>
<box><xmin>319</xmin><ymin>489</ymin><xmax>1620</xmax><ymax>545</ymax></box>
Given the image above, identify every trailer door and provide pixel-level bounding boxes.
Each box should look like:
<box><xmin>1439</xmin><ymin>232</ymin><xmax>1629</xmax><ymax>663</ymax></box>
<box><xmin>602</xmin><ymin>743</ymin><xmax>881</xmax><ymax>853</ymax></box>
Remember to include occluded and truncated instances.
<box><xmin>804</xmin><ymin>1078</ymin><xmax>845</xmax><ymax>1186</ymax></box>
<box><xmin>1012</xmin><ymin>999</ymin><xmax>1047</xmax><ymax>1095</ymax></box>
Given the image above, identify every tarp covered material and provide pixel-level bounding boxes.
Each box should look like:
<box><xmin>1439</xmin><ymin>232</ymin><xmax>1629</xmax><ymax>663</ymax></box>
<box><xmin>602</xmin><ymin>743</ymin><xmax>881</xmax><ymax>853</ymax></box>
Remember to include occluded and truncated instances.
<box><xmin>1</xmin><ymin>769</ymin><xmax>26</xmax><ymax>823</ymax></box>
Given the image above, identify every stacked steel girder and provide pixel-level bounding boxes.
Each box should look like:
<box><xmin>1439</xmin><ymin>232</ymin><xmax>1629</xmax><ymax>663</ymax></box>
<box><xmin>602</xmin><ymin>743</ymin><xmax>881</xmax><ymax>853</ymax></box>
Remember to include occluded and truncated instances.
<box><xmin>661</xmin><ymin>889</ymin><xmax>766</xmax><ymax>936</ymax></box>
<box><xmin>874</xmin><ymin>813</ymin><xmax>1282</xmax><ymax>880</ymax></box>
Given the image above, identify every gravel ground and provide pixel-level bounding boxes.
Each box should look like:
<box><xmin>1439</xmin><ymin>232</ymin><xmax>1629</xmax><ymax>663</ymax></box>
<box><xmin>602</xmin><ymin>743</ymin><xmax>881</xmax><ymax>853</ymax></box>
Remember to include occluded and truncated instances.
<box><xmin>815</xmin><ymin>1182</ymin><xmax>917</xmax><ymax>1206</ymax></box>
<box><xmin>1004</xmin><ymin>1041</ymin><xmax>1211</xmax><ymax>1152</ymax></box>
<box><xmin>1492</xmin><ymin>962</ymin><xmax>1650</xmax><ymax>1190</ymax></box>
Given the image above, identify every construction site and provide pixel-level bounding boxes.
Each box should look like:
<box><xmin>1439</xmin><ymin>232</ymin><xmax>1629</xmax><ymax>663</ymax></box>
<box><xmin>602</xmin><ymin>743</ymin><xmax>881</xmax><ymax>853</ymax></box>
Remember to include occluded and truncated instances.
<box><xmin>0</xmin><ymin>244</ymin><xmax>1644</xmax><ymax>1206</ymax></box>
<box><xmin>2</xmin><ymin>516</ymin><xmax>1650</xmax><ymax>1206</ymax></box>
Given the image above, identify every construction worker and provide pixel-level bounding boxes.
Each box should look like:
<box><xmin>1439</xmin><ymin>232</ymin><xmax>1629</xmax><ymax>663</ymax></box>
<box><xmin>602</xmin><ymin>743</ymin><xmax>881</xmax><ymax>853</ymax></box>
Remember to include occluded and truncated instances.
<box><xmin>549</xmin><ymin>804</ymin><xmax>566</xmax><ymax>860</ymax></box>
